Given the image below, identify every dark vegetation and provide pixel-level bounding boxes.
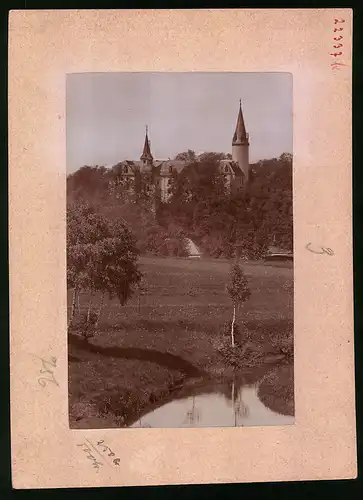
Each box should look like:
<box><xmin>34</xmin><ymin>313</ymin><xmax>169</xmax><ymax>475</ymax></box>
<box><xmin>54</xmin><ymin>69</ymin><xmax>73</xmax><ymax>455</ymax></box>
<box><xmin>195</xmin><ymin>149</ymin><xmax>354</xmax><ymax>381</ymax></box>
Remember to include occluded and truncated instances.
<box><xmin>68</xmin><ymin>257</ymin><xmax>293</xmax><ymax>427</ymax></box>
<box><xmin>67</xmin><ymin>151</ymin><xmax>293</xmax><ymax>259</ymax></box>
<box><xmin>67</xmin><ymin>151</ymin><xmax>294</xmax><ymax>427</ymax></box>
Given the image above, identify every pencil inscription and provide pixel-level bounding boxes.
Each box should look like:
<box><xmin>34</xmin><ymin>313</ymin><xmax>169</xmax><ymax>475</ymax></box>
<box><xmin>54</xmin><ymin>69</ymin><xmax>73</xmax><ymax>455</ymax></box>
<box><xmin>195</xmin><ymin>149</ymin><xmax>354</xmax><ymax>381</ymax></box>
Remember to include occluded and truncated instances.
<box><xmin>305</xmin><ymin>243</ymin><xmax>334</xmax><ymax>256</ymax></box>
<box><xmin>77</xmin><ymin>442</ymin><xmax>104</xmax><ymax>472</ymax></box>
<box><xmin>32</xmin><ymin>355</ymin><xmax>59</xmax><ymax>388</ymax></box>
<box><xmin>96</xmin><ymin>440</ymin><xmax>121</xmax><ymax>466</ymax></box>
<box><xmin>77</xmin><ymin>439</ymin><xmax>120</xmax><ymax>471</ymax></box>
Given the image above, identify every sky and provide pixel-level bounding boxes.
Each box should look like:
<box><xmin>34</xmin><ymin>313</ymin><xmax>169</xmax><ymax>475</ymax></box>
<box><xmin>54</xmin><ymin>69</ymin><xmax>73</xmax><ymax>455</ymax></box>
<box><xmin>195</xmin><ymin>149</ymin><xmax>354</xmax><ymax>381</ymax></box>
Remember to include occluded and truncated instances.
<box><xmin>66</xmin><ymin>72</ymin><xmax>292</xmax><ymax>173</ymax></box>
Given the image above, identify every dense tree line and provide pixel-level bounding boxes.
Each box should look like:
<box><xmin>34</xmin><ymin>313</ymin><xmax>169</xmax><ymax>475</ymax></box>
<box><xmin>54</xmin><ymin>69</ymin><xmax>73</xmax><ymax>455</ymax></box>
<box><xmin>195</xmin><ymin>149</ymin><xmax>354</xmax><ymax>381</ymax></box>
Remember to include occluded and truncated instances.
<box><xmin>67</xmin><ymin>165</ymin><xmax>188</xmax><ymax>257</ymax></box>
<box><xmin>158</xmin><ymin>151</ymin><xmax>293</xmax><ymax>258</ymax></box>
<box><xmin>67</xmin><ymin>151</ymin><xmax>292</xmax><ymax>261</ymax></box>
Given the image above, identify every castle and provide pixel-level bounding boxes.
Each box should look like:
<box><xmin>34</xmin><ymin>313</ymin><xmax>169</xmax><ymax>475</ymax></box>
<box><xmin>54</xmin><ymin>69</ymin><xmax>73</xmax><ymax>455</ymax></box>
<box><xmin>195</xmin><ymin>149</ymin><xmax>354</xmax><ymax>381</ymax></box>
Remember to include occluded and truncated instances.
<box><xmin>112</xmin><ymin>100</ymin><xmax>250</xmax><ymax>202</ymax></box>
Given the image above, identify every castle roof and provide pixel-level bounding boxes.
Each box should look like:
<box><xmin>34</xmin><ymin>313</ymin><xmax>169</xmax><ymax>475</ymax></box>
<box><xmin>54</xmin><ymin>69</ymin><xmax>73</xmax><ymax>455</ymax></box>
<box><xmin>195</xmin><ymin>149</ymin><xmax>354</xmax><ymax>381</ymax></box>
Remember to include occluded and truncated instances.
<box><xmin>220</xmin><ymin>159</ymin><xmax>244</xmax><ymax>177</ymax></box>
<box><xmin>140</xmin><ymin>126</ymin><xmax>153</xmax><ymax>162</ymax></box>
<box><xmin>158</xmin><ymin>160</ymin><xmax>186</xmax><ymax>175</ymax></box>
<box><xmin>232</xmin><ymin>100</ymin><xmax>249</xmax><ymax>146</ymax></box>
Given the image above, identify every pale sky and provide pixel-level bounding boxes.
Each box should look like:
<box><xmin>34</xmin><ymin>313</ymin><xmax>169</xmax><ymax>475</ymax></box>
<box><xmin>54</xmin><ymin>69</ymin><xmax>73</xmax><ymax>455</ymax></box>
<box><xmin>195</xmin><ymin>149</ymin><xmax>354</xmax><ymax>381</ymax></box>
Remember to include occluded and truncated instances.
<box><xmin>66</xmin><ymin>72</ymin><xmax>292</xmax><ymax>173</ymax></box>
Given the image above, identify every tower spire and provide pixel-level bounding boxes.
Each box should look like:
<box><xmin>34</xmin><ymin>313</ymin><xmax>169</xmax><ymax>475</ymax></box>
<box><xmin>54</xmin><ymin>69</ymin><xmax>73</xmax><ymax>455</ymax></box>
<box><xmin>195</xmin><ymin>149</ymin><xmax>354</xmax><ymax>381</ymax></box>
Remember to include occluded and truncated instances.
<box><xmin>140</xmin><ymin>124</ymin><xmax>153</xmax><ymax>163</ymax></box>
<box><xmin>231</xmin><ymin>99</ymin><xmax>250</xmax><ymax>183</ymax></box>
<box><xmin>233</xmin><ymin>100</ymin><xmax>248</xmax><ymax>145</ymax></box>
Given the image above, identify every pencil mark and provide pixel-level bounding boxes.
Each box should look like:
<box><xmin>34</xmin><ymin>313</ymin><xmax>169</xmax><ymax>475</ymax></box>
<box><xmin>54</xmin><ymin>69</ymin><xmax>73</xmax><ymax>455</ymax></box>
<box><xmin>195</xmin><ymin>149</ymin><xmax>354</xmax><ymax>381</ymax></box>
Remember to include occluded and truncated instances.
<box><xmin>95</xmin><ymin>439</ymin><xmax>121</xmax><ymax>467</ymax></box>
<box><xmin>30</xmin><ymin>354</ymin><xmax>59</xmax><ymax>388</ymax></box>
<box><xmin>85</xmin><ymin>438</ymin><xmax>113</xmax><ymax>468</ymax></box>
<box><xmin>305</xmin><ymin>243</ymin><xmax>334</xmax><ymax>256</ymax></box>
<box><xmin>77</xmin><ymin>441</ymin><xmax>104</xmax><ymax>472</ymax></box>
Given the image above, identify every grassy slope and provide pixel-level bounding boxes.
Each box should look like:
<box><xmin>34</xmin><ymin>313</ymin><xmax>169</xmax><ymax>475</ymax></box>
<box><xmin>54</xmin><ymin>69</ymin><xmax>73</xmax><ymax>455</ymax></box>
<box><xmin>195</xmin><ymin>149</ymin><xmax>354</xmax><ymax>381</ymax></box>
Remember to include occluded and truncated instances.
<box><xmin>69</xmin><ymin>257</ymin><xmax>294</xmax><ymax>427</ymax></box>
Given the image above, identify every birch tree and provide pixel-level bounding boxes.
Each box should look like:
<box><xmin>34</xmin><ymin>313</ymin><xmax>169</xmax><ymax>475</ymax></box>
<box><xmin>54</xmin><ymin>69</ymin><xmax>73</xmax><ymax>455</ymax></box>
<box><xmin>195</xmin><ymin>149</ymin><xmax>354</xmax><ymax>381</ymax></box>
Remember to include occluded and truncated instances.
<box><xmin>226</xmin><ymin>263</ymin><xmax>251</xmax><ymax>348</ymax></box>
<box><xmin>67</xmin><ymin>201</ymin><xmax>142</xmax><ymax>337</ymax></box>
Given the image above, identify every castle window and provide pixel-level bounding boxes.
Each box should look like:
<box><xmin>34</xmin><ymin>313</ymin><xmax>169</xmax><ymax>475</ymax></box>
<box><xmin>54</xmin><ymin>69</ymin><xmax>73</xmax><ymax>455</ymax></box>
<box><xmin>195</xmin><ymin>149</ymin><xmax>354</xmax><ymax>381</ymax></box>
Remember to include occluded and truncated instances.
<box><xmin>224</xmin><ymin>165</ymin><xmax>229</xmax><ymax>173</ymax></box>
<box><xmin>169</xmin><ymin>166</ymin><xmax>173</xmax><ymax>174</ymax></box>
<box><xmin>124</xmin><ymin>165</ymin><xmax>128</xmax><ymax>174</ymax></box>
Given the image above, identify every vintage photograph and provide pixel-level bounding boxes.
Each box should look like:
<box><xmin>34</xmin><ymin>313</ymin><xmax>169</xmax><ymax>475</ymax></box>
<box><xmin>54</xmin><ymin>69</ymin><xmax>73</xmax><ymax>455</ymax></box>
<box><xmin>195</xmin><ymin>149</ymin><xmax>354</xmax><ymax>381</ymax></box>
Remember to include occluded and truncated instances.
<box><xmin>67</xmin><ymin>72</ymin><xmax>293</xmax><ymax>429</ymax></box>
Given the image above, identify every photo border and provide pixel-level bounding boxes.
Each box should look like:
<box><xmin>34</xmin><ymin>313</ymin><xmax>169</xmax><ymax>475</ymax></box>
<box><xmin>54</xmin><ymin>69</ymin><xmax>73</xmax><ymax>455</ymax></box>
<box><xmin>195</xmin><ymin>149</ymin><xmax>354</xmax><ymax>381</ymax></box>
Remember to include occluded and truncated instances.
<box><xmin>8</xmin><ymin>8</ymin><xmax>356</xmax><ymax>488</ymax></box>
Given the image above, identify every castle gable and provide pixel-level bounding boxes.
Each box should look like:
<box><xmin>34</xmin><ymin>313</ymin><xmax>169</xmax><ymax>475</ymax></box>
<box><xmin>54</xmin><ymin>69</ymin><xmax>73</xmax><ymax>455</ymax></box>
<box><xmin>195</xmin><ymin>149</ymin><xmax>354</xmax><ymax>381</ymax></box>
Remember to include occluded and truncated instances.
<box><xmin>159</xmin><ymin>160</ymin><xmax>185</xmax><ymax>176</ymax></box>
<box><xmin>220</xmin><ymin>160</ymin><xmax>244</xmax><ymax>177</ymax></box>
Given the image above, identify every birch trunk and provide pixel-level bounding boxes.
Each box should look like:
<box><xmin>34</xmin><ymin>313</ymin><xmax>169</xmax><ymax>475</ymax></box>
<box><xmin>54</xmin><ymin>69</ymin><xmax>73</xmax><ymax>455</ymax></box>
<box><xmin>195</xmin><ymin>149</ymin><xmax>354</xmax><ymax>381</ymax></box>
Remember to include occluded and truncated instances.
<box><xmin>68</xmin><ymin>287</ymin><xmax>77</xmax><ymax>328</ymax></box>
<box><xmin>86</xmin><ymin>291</ymin><xmax>94</xmax><ymax>324</ymax></box>
<box><xmin>77</xmin><ymin>290</ymin><xmax>81</xmax><ymax>314</ymax></box>
<box><xmin>95</xmin><ymin>291</ymin><xmax>105</xmax><ymax>329</ymax></box>
<box><xmin>231</xmin><ymin>304</ymin><xmax>236</xmax><ymax>348</ymax></box>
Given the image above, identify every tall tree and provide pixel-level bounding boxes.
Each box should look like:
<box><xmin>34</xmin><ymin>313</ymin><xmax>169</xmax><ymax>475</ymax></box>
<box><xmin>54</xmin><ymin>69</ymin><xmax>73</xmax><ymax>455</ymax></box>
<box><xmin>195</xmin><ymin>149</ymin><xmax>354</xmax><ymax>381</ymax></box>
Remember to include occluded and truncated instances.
<box><xmin>226</xmin><ymin>263</ymin><xmax>251</xmax><ymax>348</ymax></box>
<box><xmin>67</xmin><ymin>201</ymin><xmax>142</xmax><ymax>336</ymax></box>
<box><xmin>174</xmin><ymin>149</ymin><xmax>197</xmax><ymax>163</ymax></box>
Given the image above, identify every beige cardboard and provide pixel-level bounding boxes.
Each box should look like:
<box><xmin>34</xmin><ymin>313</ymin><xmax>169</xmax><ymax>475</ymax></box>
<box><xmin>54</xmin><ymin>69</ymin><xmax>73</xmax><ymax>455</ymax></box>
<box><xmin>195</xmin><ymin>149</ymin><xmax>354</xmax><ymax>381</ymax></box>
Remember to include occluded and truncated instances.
<box><xmin>9</xmin><ymin>9</ymin><xmax>355</xmax><ymax>488</ymax></box>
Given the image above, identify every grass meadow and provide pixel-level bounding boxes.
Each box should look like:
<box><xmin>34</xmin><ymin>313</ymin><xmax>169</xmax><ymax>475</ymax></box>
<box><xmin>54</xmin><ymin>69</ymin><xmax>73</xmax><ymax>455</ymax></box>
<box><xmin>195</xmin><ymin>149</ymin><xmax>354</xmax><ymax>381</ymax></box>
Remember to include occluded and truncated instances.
<box><xmin>68</xmin><ymin>256</ymin><xmax>294</xmax><ymax>428</ymax></box>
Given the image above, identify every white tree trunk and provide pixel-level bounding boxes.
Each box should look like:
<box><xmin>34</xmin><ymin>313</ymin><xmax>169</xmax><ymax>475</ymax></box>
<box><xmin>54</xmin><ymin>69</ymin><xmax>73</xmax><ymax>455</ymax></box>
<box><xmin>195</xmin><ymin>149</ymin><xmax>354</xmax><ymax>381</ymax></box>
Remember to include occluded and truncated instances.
<box><xmin>86</xmin><ymin>291</ymin><xmax>93</xmax><ymax>324</ymax></box>
<box><xmin>95</xmin><ymin>291</ymin><xmax>105</xmax><ymax>329</ymax></box>
<box><xmin>231</xmin><ymin>305</ymin><xmax>236</xmax><ymax>348</ymax></box>
<box><xmin>68</xmin><ymin>287</ymin><xmax>77</xmax><ymax>328</ymax></box>
<box><xmin>77</xmin><ymin>290</ymin><xmax>81</xmax><ymax>314</ymax></box>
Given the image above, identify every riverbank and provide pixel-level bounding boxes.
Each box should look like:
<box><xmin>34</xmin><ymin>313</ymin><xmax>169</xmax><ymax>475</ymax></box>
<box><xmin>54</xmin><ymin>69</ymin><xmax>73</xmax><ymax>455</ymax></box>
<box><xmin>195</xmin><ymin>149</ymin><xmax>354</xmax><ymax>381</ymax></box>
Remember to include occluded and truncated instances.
<box><xmin>68</xmin><ymin>256</ymin><xmax>294</xmax><ymax>428</ymax></box>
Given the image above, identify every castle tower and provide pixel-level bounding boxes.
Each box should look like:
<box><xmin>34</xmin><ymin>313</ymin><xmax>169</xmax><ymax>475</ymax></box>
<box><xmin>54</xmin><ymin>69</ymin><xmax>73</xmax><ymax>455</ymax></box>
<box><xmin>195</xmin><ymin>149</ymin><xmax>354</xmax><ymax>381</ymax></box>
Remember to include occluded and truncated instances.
<box><xmin>232</xmin><ymin>100</ymin><xmax>250</xmax><ymax>182</ymax></box>
<box><xmin>140</xmin><ymin>125</ymin><xmax>153</xmax><ymax>167</ymax></box>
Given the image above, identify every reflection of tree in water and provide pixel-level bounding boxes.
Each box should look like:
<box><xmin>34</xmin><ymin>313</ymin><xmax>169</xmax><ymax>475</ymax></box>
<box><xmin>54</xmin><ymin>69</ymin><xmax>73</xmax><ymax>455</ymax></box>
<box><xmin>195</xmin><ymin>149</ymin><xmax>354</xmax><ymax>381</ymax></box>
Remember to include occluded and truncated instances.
<box><xmin>231</xmin><ymin>381</ymin><xmax>249</xmax><ymax>426</ymax></box>
<box><xmin>184</xmin><ymin>396</ymin><xmax>201</xmax><ymax>425</ymax></box>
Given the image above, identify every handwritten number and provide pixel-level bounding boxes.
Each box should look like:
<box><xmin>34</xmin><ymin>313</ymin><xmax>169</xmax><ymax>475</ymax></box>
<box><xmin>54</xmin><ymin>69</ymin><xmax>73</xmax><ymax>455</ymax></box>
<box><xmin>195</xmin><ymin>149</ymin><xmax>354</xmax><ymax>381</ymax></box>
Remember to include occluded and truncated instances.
<box><xmin>334</xmin><ymin>18</ymin><xmax>345</xmax><ymax>24</ymax></box>
<box><xmin>306</xmin><ymin>243</ymin><xmax>334</xmax><ymax>256</ymax></box>
<box><xmin>40</xmin><ymin>367</ymin><xmax>52</xmax><ymax>374</ymax></box>
<box><xmin>333</xmin><ymin>35</ymin><xmax>343</xmax><ymax>41</ymax></box>
<box><xmin>33</xmin><ymin>355</ymin><xmax>59</xmax><ymax>388</ymax></box>
<box><xmin>333</xmin><ymin>43</ymin><xmax>343</xmax><ymax>48</ymax></box>
<box><xmin>93</xmin><ymin>440</ymin><xmax>120</xmax><ymax>467</ymax></box>
<box><xmin>331</xmin><ymin>62</ymin><xmax>348</xmax><ymax>70</ymax></box>
<box><xmin>334</xmin><ymin>27</ymin><xmax>344</xmax><ymax>31</ymax></box>
<box><xmin>78</xmin><ymin>442</ymin><xmax>104</xmax><ymax>472</ymax></box>
<box><xmin>323</xmin><ymin>247</ymin><xmax>334</xmax><ymax>256</ymax></box>
<box><xmin>330</xmin><ymin>52</ymin><xmax>343</xmax><ymax>57</ymax></box>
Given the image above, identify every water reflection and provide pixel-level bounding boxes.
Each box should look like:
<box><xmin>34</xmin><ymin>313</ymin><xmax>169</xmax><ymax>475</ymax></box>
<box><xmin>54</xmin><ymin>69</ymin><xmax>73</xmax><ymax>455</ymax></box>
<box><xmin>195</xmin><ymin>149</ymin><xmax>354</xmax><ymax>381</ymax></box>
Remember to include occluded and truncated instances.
<box><xmin>130</xmin><ymin>378</ymin><xmax>294</xmax><ymax>428</ymax></box>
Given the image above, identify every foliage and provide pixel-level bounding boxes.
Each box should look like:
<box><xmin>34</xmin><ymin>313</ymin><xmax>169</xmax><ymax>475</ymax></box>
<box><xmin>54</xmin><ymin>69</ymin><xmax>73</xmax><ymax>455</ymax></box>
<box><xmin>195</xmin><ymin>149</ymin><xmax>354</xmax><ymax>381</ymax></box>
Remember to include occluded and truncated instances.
<box><xmin>225</xmin><ymin>263</ymin><xmax>251</xmax><ymax>348</ymax></box>
<box><xmin>174</xmin><ymin>150</ymin><xmax>232</xmax><ymax>163</ymax></box>
<box><xmin>67</xmin><ymin>151</ymin><xmax>292</xmax><ymax>261</ymax></box>
<box><xmin>67</xmin><ymin>201</ymin><xmax>142</xmax><ymax>335</ymax></box>
<box><xmin>160</xmin><ymin>152</ymin><xmax>292</xmax><ymax>259</ymax></box>
<box><xmin>226</xmin><ymin>264</ymin><xmax>251</xmax><ymax>306</ymax></box>
<box><xmin>174</xmin><ymin>149</ymin><xmax>197</xmax><ymax>162</ymax></box>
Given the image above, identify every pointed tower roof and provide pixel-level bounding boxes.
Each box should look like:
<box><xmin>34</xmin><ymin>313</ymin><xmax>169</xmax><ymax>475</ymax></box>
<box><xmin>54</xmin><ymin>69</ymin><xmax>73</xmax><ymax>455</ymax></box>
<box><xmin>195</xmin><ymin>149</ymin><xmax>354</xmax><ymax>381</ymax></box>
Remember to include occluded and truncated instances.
<box><xmin>140</xmin><ymin>125</ymin><xmax>153</xmax><ymax>162</ymax></box>
<box><xmin>232</xmin><ymin>99</ymin><xmax>249</xmax><ymax>145</ymax></box>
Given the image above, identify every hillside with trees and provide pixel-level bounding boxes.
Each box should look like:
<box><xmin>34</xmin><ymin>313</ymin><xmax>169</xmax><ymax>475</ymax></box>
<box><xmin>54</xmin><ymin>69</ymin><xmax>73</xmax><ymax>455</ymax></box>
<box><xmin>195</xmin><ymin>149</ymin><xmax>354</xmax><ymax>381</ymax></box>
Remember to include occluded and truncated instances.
<box><xmin>67</xmin><ymin>151</ymin><xmax>292</xmax><ymax>260</ymax></box>
<box><xmin>158</xmin><ymin>151</ymin><xmax>292</xmax><ymax>258</ymax></box>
